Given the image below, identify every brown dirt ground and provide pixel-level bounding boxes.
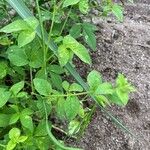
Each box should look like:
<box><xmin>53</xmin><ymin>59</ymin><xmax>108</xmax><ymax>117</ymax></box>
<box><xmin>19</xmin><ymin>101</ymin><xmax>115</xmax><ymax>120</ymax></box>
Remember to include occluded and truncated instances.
<box><xmin>70</xmin><ymin>1</ymin><xmax>150</xmax><ymax>150</ymax></box>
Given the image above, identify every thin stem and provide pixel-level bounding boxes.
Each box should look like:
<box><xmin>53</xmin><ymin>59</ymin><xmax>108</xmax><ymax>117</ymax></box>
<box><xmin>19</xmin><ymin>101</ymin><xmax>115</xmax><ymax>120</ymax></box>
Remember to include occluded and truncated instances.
<box><xmin>30</xmin><ymin>67</ymin><xmax>34</xmax><ymax>93</ymax></box>
<box><xmin>59</xmin><ymin>7</ymin><xmax>72</xmax><ymax>36</ymax></box>
<box><xmin>36</xmin><ymin>0</ymin><xmax>47</xmax><ymax>78</ymax></box>
<box><xmin>45</xmin><ymin>0</ymin><xmax>56</xmax><ymax>56</ymax></box>
<box><xmin>32</xmin><ymin>91</ymin><xmax>94</xmax><ymax>98</ymax></box>
<box><xmin>48</xmin><ymin>91</ymin><xmax>91</xmax><ymax>98</ymax></box>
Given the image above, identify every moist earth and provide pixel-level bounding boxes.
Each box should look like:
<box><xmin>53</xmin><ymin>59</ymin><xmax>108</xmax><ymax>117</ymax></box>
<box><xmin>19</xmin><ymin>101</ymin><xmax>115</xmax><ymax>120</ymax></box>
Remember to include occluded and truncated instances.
<box><xmin>70</xmin><ymin>1</ymin><xmax>150</xmax><ymax>150</ymax></box>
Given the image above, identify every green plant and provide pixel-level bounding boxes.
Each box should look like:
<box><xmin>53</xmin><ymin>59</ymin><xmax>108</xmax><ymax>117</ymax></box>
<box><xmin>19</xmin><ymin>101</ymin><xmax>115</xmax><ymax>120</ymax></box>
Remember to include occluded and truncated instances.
<box><xmin>0</xmin><ymin>0</ymin><xmax>135</xmax><ymax>149</ymax></box>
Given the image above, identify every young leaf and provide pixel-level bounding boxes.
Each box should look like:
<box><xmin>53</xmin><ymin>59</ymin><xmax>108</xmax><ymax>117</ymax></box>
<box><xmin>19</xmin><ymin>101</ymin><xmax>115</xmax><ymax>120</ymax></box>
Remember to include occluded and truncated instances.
<box><xmin>79</xmin><ymin>0</ymin><xmax>89</xmax><ymax>14</ymax></box>
<box><xmin>7</xmin><ymin>46</ymin><xmax>28</xmax><ymax>66</ymax></box>
<box><xmin>87</xmin><ymin>70</ymin><xmax>102</xmax><ymax>91</ymax></box>
<box><xmin>69</xmin><ymin>83</ymin><xmax>83</xmax><ymax>92</ymax></box>
<box><xmin>63</xmin><ymin>0</ymin><xmax>80</xmax><ymax>8</ymax></box>
<box><xmin>112</xmin><ymin>4</ymin><xmax>123</xmax><ymax>22</ymax></box>
<box><xmin>10</xmin><ymin>81</ymin><xmax>24</xmax><ymax>96</ymax></box>
<box><xmin>18</xmin><ymin>136</ymin><xmax>28</xmax><ymax>143</ymax></box>
<box><xmin>95</xmin><ymin>83</ymin><xmax>114</xmax><ymax>95</ymax></box>
<box><xmin>64</xmin><ymin>96</ymin><xmax>80</xmax><ymax>121</ymax></box>
<box><xmin>116</xmin><ymin>89</ymin><xmax>129</xmax><ymax>106</ymax></box>
<box><xmin>63</xmin><ymin>35</ymin><xmax>91</xmax><ymax>64</ymax></box>
<box><xmin>6</xmin><ymin>140</ymin><xmax>16</xmax><ymax>150</ymax></box>
<box><xmin>96</xmin><ymin>95</ymin><xmax>110</xmax><ymax>107</ymax></box>
<box><xmin>116</xmin><ymin>74</ymin><xmax>135</xmax><ymax>92</ymax></box>
<box><xmin>68</xmin><ymin>120</ymin><xmax>80</xmax><ymax>135</ymax></box>
<box><xmin>62</xmin><ymin>81</ymin><xmax>70</xmax><ymax>91</ymax></box>
<box><xmin>18</xmin><ymin>30</ymin><xmax>36</xmax><ymax>47</ymax></box>
<box><xmin>58</xmin><ymin>45</ymin><xmax>70</xmax><ymax>66</ymax></box>
<box><xmin>9</xmin><ymin>128</ymin><xmax>21</xmax><ymax>140</ymax></box>
<box><xmin>0</xmin><ymin>88</ymin><xmax>11</xmax><ymax>108</ymax></box>
<box><xmin>73</xmin><ymin>44</ymin><xmax>91</xmax><ymax>65</ymax></box>
<box><xmin>33</xmin><ymin>78</ymin><xmax>52</xmax><ymax>96</ymax></box>
<box><xmin>20</xmin><ymin>114</ymin><xmax>33</xmax><ymax>132</ymax></box>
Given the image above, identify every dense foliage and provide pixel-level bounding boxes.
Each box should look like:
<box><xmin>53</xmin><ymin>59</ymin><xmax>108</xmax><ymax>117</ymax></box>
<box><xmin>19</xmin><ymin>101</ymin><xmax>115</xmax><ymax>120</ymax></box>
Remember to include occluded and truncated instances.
<box><xmin>0</xmin><ymin>0</ymin><xmax>135</xmax><ymax>149</ymax></box>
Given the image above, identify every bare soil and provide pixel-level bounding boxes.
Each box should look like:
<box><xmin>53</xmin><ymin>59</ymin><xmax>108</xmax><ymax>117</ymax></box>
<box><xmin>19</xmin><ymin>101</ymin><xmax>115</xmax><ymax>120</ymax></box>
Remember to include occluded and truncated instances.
<box><xmin>71</xmin><ymin>1</ymin><xmax>150</xmax><ymax>150</ymax></box>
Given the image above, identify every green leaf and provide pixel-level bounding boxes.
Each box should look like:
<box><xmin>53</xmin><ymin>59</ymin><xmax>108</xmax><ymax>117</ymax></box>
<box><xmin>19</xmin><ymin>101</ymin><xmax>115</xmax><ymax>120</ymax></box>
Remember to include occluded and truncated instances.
<box><xmin>0</xmin><ymin>88</ymin><xmax>11</xmax><ymax>107</ymax></box>
<box><xmin>7</xmin><ymin>46</ymin><xmax>28</xmax><ymax>66</ymax></box>
<box><xmin>69</xmin><ymin>24</ymin><xmax>81</xmax><ymax>39</ymax></box>
<box><xmin>33</xmin><ymin>78</ymin><xmax>52</xmax><ymax>96</ymax></box>
<box><xmin>24</xmin><ymin>17</ymin><xmax>39</xmax><ymax>30</ymax></box>
<box><xmin>9</xmin><ymin>128</ymin><xmax>20</xmax><ymax>140</ymax></box>
<box><xmin>108</xmin><ymin>92</ymin><xmax>124</xmax><ymax>106</ymax></box>
<box><xmin>68</xmin><ymin>120</ymin><xmax>80</xmax><ymax>135</ymax></box>
<box><xmin>20</xmin><ymin>114</ymin><xmax>33</xmax><ymax>132</ymax></box>
<box><xmin>18</xmin><ymin>30</ymin><xmax>36</xmax><ymax>47</ymax></box>
<box><xmin>63</xmin><ymin>0</ymin><xmax>80</xmax><ymax>7</ymax></box>
<box><xmin>58</xmin><ymin>45</ymin><xmax>70</xmax><ymax>66</ymax></box>
<box><xmin>28</xmin><ymin>46</ymin><xmax>43</xmax><ymax>68</ymax></box>
<box><xmin>18</xmin><ymin>136</ymin><xmax>28</xmax><ymax>143</ymax></box>
<box><xmin>10</xmin><ymin>81</ymin><xmax>24</xmax><ymax>96</ymax></box>
<box><xmin>73</xmin><ymin>44</ymin><xmax>91</xmax><ymax>65</ymax></box>
<box><xmin>0</xmin><ymin>62</ymin><xmax>7</xmax><ymax>79</ymax></box>
<box><xmin>82</xmin><ymin>23</ymin><xmax>97</xmax><ymax>51</ymax></box>
<box><xmin>69</xmin><ymin>83</ymin><xmax>83</xmax><ymax>92</ymax></box>
<box><xmin>0</xmin><ymin>114</ymin><xmax>11</xmax><ymax>127</ymax></box>
<box><xmin>116</xmin><ymin>89</ymin><xmax>129</xmax><ymax>106</ymax></box>
<box><xmin>48</xmin><ymin>65</ymin><xmax>64</xmax><ymax>74</ymax></box>
<box><xmin>112</xmin><ymin>4</ymin><xmax>123</xmax><ymax>22</ymax></box>
<box><xmin>37</xmin><ymin>98</ymin><xmax>51</xmax><ymax>117</ymax></box>
<box><xmin>35</xmin><ymin>120</ymin><xmax>47</xmax><ymax>136</ymax></box>
<box><xmin>96</xmin><ymin>95</ymin><xmax>110</xmax><ymax>107</ymax></box>
<box><xmin>87</xmin><ymin>70</ymin><xmax>102</xmax><ymax>91</ymax></box>
<box><xmin>63</xmin><ymin>35</ymin><xmax>91</xmax><ymax>64</ymax></box>
<box><xmin>116</xmin><ymin>74</ymin><xmax>135</xmax><ymax>92</ymax></box>
<box><xmin>79</xmin><ymin>0</ymin><xmax>89</xmax><ymax>14</ymax></box>
<box><xmin>6</xmin><ymin>140</ymin><xmax>16</xmax><ymax>150</ymax></box>
<box><xmin>64</xmin><ymin>96</ymin><xmax>80</xmax><ymax>121</ymax></box>
<box><xmin>9</xmin><ymin>113</ymin><xmax>20</xmax><ymax>125</ymax></box>
<box><xmin>62</xmin><ymin>81</ymin><xmax>70</xmax><ymax>91</ymax></box>
<box><xmin>0</xmin><ymin>36</ymin><xmax>12</xmax><ymax>46</ymax></box>
<box><xmin>50</xmin><ymin>72</ymin><xmax>63</xmax><ymax>92</ymax></box>
<box><xmin>21</xmin><ymin>108</ymin><xmax>33</xmax><ymax>116</ymax></box>
<box><xmin>95</xmin><ymin>83</ymin><xmax>114</xmax><ymax>95</ymax></box>
<box><xmin>0</xmin><ymin>20</ymin><xmax>29</xmax><ymax>33</ymax></box>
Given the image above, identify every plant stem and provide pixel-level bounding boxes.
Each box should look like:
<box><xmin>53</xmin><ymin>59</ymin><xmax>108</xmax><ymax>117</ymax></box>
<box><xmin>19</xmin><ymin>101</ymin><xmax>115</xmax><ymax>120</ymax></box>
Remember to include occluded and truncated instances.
<box><xmin>30</xmin><ymin>67</ymin><xmax>34</xmax><ymax>93</ymax></box>
<box><xmin>45</xmin><ymin>0</ymin><xmax>56</xmax><ymax>57</ymax></box>
<box><xmin>36</xmin><ymin>0</ymin><xmax>47</xmax><ymax>78</ymax></box>
<box><xmin>49</xmin><ymin>91</ymin><xmax>91</xmax><ymax>98</ymax></box>
<box><xmin>59</xmin><ymin>7</ymin><xmax>72</xmax><ymax>36</ymax></box>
